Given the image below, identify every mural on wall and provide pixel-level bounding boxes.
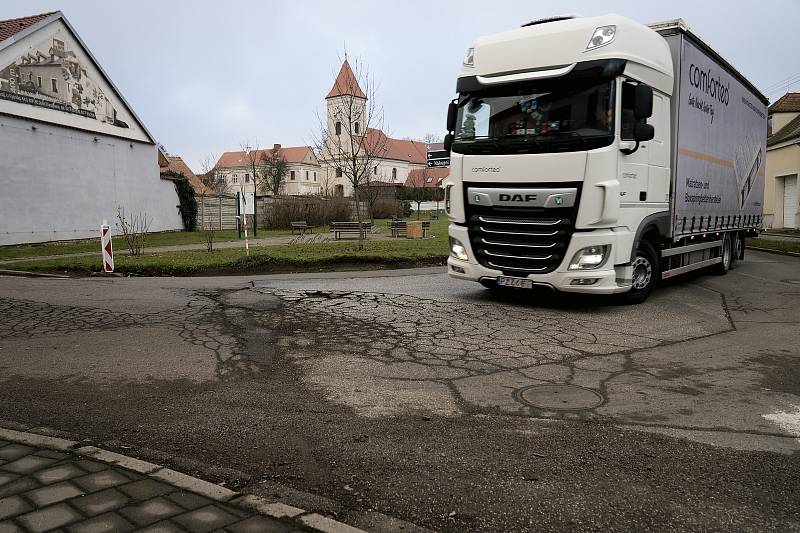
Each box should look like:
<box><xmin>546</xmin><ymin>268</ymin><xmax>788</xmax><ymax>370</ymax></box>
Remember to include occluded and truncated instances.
<box><xmin>0</xmin><ymin>35</ymin><xmax>128</xmax><ymax>128</ymax></box>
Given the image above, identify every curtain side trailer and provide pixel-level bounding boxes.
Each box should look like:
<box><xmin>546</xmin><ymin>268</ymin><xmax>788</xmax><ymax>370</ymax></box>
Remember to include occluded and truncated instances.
<box><xmin>444</xmin><ymin>16</ymin><xmax>768</xmax><ymax>302</ymax></box>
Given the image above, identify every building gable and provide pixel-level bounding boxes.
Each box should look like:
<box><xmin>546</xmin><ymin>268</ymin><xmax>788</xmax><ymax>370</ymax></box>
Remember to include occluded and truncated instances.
<box><xmin>0</xmin><ymin>12</ymin><xmax>153</xmax><ymax>143</ymax></box>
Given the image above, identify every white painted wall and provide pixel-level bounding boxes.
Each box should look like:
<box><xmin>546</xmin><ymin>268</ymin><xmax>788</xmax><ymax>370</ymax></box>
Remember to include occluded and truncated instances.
<box><xmin>0</xmin><ymin>115</ymin><xmax>182</xmax><ymax>245</ymax></box>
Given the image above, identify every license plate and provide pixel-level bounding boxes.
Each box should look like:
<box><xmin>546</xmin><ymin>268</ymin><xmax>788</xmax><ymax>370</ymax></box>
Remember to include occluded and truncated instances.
<box><xmin>497</xmin><ymin>276</ymin><xmax>533</xmax><ymax>289</ymax></box>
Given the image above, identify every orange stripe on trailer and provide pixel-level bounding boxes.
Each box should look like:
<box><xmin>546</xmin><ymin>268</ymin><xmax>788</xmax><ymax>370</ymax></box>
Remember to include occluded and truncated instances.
<box><xmin>678</xmin><ymin>148</ymin><xmax>734</xmax><ymax>168</ymax></box>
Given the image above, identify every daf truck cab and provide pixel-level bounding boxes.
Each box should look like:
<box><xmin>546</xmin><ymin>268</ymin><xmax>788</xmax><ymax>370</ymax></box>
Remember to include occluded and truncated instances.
<box><xmin>444</xmin><ymin>15</ymin><xmax>766</xmax><ymax>303</ymax></box>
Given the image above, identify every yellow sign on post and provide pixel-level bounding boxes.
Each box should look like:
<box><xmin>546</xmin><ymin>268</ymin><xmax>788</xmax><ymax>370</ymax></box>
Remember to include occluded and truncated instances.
<box><xmin>406</xmin><ymin>220</ymin><xmax>424</xmax><ymax>239</ymax></box>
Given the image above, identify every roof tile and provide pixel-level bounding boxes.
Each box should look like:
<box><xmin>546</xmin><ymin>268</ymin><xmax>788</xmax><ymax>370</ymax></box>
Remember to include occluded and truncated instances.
<box><xmin>326</xmin><ymin>60</ymin><xmax>366</xmax><ymax>99</ymax></box>
<box><xmin>216</xmin><ymin>146</ymin><xmax>313</xmax><ymax>168</ymax></box>
<box><xmin>406</xmin><ymin>167</ymin><xmax>449</xmax><ymax>187</ymax></box>
<box><xmin>768</xmin><ymin>113</ymin><xmax>800</xmax><ymax>147</ymax></box>
<box><xmin>0</xmin><ymin>12</ymin><xmax>57</xmax><ymax>44</ymax></box>
<box><xmin>160</xmin><ymin>156</ymin><xmax>211</xmax><ymax>195</ymax></box>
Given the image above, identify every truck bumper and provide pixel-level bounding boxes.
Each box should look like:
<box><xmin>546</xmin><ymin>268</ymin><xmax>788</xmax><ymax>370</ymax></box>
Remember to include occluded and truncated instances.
<box><xmin>447</xmin><ymin>224</ymin><xmax>632</xmax><ymax>294</ymax></box>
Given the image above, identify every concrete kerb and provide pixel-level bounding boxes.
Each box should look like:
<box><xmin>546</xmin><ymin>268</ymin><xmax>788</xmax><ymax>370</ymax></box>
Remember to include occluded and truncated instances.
<box><xmin>0</xmin><ymin>426</ymin><xmax>368</xmax><ymax>533</ymax></box>
<box><xmin>746</xmin><ymin>245</ymin><xmax>800</xmax><ymax>257</ymax></box>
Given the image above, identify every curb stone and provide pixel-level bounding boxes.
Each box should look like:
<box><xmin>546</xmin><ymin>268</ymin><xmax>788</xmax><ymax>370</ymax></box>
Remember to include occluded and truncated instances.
<box><xmin>746</xmin><ymin>245</ymin><xmax>800</xmax><ymax>258</ymax></box>
<box><xmin>0</xmin><ymin>426</ymin><xmax>368</xmax><ymax>533</ymax></box>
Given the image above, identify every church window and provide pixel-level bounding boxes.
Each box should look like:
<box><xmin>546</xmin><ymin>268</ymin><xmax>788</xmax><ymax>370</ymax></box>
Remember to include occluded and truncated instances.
<box><xmin>336</xmin><ymin>167</ymin><xmax>343</xmax><ymax>177</ymax></box>
<box><xmin>354</xmin><ymin>122</ymin><xmax>360</xmax><ymax>134</ymax></box>
<box><xmin>374</xmin><ymin>166</ymin><xmax>378</xmax><ymax>176</ymax></box>
<box><xmin>335</xmin><ymin>121</ymin><xmax>342</xmax><ymax>135</ymax></box>
<box><xmin>290</xmin><ymin>170</ymin><xmax>296</xmax><ymax>180</ymax></box>
<box><xmin>392</xmin><ymin>168</ymin><xmax>397</xmax><ymax>181</ymax></box>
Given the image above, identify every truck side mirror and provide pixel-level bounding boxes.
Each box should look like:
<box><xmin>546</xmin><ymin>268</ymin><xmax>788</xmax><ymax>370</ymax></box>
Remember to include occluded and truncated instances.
<box><xmin>635</xmin><ymin>84</ymin><xmax>653</xmax><ymax>119</ymax></box>
<box><xmin>443</xmin><ymin>133</ymin><xmax>454</xmax><ymax>152</ymax></box>
<box><xmin>446</xmin><ymin>101</ymin><xmax>458</xmax><ymax>132</ymax></box>
<box><xmin>634</xmin><ymin>123</ymin><xmax>654</xmax><ymax>142</ymax></box>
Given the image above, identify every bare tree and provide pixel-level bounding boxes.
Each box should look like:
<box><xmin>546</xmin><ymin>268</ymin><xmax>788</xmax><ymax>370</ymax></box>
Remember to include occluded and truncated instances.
<box><xmin>198</xmin><ymin>153</ymin><xmax>227</xmax><ymax>196</ymax></box>
<box><xmin>423</xmin><ymin>132</ymin><xmax>442</xmax><ymax>146</ymax></box>
<box><xmin>196</xmin><ymin>153</ymin><xmax>226</xmax><ymax>249</ymax></box>
<box><xmin>402</xmin><ymin>168</ymin><xmax>438</xmax><ymax>219</ymax></box>
<box><xmin>312</xmin><ymin>57</ymin><xmax>388</xmax><ymax>249</ymax></box>
<box><xmin>116</xmin><ymin>206</ymin><xmax>151</xmax><ymax>256</ymax></box>
<box><xmin>260</xmin><ymin>146</ymin><xmax>289</xmax><ymax>196</ymax></box>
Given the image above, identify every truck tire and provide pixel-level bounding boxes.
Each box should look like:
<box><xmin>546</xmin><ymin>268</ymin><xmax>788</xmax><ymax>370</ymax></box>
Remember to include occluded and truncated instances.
<box><xmin>712</xmin><ymin>233</ymin><xmax>733</xmax><ymax>275</ymax></box>
<box><xmin>621</xmin><ymin>240</ymin><xmax>659</xmax><ymax>304</ymax></box>
<box><xmin>731</xmin><ymin>232</ymin><xmax>744</xmax><ymax>268</ymax></box>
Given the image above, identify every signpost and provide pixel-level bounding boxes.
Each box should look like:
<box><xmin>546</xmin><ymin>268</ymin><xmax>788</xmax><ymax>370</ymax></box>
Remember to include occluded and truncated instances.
<box><xmin>427</xmin><ymin>150</ymin><xmax>450</xmax><ymax>168</ymax></box>
<box><xmin>100</xmin><ymin>223</ymin><xmax>113</xmax><ymax>272</ymax></box>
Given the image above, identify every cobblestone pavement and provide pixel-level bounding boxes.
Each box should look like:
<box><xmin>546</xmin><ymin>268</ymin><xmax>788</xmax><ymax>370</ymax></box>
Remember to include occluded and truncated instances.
<box><xmin>0</xmin><ymin>440</ymin><xmax>295</xmax><ymax>533</ymax></box>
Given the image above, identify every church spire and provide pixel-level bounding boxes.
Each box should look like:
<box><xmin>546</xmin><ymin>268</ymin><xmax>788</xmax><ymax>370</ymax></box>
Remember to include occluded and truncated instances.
<box><xmin>325</xmin><ymin>59</ymin><xmax>366</xmax><ymax>100</ymax></box>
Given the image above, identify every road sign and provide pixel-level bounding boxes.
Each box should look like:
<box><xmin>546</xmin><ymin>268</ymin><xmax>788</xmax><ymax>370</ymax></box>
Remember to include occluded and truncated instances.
<box><xmin>100</xmin><ymin>224</ymin><xmax>113</xmax><ymax>272</ymax></box>
<box><xmin>239</xmin><ymin>191</ymin><xmax>255</xmax><ymax>215</ymax></box>
<box><xmin>427</xmin><ymin>150</ymin><xmax>450</xmax><ymax>168</ymax></box>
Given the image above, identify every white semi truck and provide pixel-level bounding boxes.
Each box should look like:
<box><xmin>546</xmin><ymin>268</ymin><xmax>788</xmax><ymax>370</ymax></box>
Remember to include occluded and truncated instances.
<box><xmin>443</xmin><ymin>15</ymin><xmax>767</xmax><ymax>303</ymax></box>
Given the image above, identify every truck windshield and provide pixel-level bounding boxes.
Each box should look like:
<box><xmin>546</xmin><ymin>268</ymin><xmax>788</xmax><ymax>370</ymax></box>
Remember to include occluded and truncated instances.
<box><xmin>453</xmin><ymin>79</ymin><xmax>615</xmax><ymax>154</ymax></box>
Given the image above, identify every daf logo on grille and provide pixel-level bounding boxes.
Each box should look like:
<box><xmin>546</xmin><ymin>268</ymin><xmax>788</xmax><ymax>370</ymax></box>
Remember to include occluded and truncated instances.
<box><xmin>499</xmin><ymin>193</ymin><xmax>537</xmax><ymax>202</ymax></box>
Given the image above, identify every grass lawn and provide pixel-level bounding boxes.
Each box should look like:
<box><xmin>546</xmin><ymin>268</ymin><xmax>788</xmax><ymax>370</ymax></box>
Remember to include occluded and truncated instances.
<box><xmin>0</xmin><ymin>224</ymin><xmax>349</xmax><ymax>261</ymax></box>
<box><xmin>746</xmin><ymin>238</ymin><xmax>800</xmax><ymax>255</ymax></box>
<box><xmin>762</xmin><ymin>228</ymin><xmax>800</xmax><ymax>236</ymax></box>
<box><xmin>7</xmin><ymin>216</ymin><xmax>451</xmax><ymax>275</ymax></box>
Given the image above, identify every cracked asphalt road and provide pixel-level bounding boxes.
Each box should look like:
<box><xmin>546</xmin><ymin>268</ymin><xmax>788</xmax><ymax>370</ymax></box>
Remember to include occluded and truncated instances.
<box><xmin>0</xmin><ymin>250</ymin><xmax>798</xmax><ymax>532</ymax></box>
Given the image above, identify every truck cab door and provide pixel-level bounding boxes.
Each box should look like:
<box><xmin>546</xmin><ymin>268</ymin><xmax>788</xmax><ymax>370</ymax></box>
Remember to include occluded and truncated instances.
<box><xmin>619</xmin><ymin>82</ymin><xmax>650</xmax><ymax>209</ymax></box>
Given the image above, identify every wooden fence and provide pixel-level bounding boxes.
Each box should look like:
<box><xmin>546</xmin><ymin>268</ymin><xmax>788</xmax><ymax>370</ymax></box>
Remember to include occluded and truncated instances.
<box><xmin>196</xmin><ymin>195</ymin><xmax>238</xmax><ymax>230</ymax></box>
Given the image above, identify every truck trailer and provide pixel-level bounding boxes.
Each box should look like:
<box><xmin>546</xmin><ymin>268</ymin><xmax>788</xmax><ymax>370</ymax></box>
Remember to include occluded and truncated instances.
<box><xmin>443</xmin><ymin>15</ymin><xmax>767</xmax><ymax>303</ymax></box>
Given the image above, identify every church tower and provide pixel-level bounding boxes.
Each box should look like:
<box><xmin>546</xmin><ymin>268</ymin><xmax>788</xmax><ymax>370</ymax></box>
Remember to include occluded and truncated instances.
<box><xmin>325</xmin><ymin>59</ymin><xmax>367</xmax><ymax>153</ymax></box>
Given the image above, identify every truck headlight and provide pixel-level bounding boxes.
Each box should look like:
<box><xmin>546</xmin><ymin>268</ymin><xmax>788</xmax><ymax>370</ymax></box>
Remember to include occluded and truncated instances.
<box><xmin>449</xmin><ymin>237</ymin><xmax>469</xmax><ymax>261</ymax></box>
<box><xmin>569</xmin><ymin>245</ymin><xmax>610</xmax><ymax>270</ymax></box>
<box><xmin>586</xmin><ymin>25</ymin><xmax>616</xmax><ymax>51</ymax></box>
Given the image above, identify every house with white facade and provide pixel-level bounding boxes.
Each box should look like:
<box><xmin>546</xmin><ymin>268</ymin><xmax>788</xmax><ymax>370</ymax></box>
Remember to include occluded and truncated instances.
<box><xmin>214</xmin><ymin>144</ymin><xmax>322</xmax><ymax>196</ymax></box>
<box><xmin>0</xmin><ymin>11</ymin><xmax>182</xmax><ymax>245</ymax></box>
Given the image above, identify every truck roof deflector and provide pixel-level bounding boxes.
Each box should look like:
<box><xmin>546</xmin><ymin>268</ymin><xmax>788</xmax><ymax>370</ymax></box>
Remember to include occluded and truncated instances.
<box><xmin>476</xmin><ymin>63</ymin><xmax>576</xmax><ymax>85</ymax></box>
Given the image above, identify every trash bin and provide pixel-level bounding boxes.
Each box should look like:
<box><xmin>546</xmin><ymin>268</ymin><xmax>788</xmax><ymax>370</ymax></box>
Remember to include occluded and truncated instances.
<box><xmin>407</xmin><ymin>220</ymin><xmax>424</xmax><ymax>239</ymax></box>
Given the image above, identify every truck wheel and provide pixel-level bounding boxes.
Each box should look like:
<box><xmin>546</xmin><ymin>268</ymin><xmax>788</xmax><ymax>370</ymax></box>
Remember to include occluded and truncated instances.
<box><xmin>712</xmin><ymin>233</ymin><xmax>732</xmax><ymax>275</ymax></box>
<box><xmin>621</xmin><ymin>240</ymin><xmax>659</xmax><ymax>304</ymax></box>
<box><xmin>731</xmin><ymin>232</ymin><xmax>744</xmax><ymax>268</ymax></box>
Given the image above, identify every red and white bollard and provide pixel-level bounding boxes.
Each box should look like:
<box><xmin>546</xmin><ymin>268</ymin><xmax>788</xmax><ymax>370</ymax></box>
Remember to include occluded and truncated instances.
<box><xmin>100</xmin><ymin>223</ymin><xmax>114</xmax><ymax>272</ymax></box>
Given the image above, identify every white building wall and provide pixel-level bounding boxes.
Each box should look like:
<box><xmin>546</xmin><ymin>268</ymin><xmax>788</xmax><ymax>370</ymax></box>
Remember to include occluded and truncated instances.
<box><xmin>0</xmin><ymin>115</ymin><xmax>182</xmax><ymax>245</ymax></box>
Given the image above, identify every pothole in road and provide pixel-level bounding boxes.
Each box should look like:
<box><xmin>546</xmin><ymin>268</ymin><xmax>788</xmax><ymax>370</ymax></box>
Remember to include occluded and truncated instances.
<box><xmin>517</xmin><ymin>384</ymin><xmax>604</xmax><ymax>410</ymax></box>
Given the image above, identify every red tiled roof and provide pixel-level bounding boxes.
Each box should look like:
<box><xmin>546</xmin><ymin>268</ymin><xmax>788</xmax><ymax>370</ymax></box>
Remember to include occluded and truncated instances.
<box><xmin>406</xmin><ymin>167</ymin><xmax>449</xmax><ymax>188</ymax></box>
<box><xmin>768</xmin><ymin>113</ymin><xmax>800</xmax><ymax>147</ymax></box>
<box><xmin>326</xmin><ymin>60</ymin><xmax>366</xmax><ymax>99</ymax></box>
<box><xmin>216</xmin><ymin>146</ymin><xmax>313</xmax><ymax>168</ymax></box>
<box><xmin>0</xmin><ymin>12</ymin><xmax>57</xmax><ymax>43</ymax></box>
<box><xmin>769</xmin><ymin>93</ymin><xmax>800</xmax><ymax>114</ymax></box>
<box><xmin>160</xmin><ymin>156</ymin><xmax>211</xmax><ymax>195</ymax></box>
<box><xmin>363</xmin><ymin>128</ymin><xmax>428</xmax><ymax>164</ymax></box>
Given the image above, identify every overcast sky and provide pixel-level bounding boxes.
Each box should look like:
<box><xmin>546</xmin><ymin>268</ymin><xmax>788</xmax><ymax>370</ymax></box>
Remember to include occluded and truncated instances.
<box><xmin>5</xmin><ymin>1</ymin><xmax>799</xmax><ymax>169</ymax></box>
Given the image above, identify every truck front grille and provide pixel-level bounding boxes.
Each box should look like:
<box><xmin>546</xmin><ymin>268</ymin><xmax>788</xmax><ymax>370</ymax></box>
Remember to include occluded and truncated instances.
<box><xmin>465</xmin><ymin>184</ymin><xmax>580</xmax><ymax>275</ymax></box>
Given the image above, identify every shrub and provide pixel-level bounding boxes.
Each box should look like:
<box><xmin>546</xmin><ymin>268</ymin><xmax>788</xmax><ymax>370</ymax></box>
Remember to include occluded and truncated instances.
<box><xmin>401</xmin><ymin>200</ymin><xmax>412</xmax><ymax>218</ymax></box>
<box><xmin>371</xmin><ymin>199</ymin><xmax>403</xmax><ymax>219</ymax></box>
<box><xmin>259</xmin><ymin>197</ymin><xmax>352</xmax><ymax>229</ymax></box>
<box><xmin>171</xmin><ymin>175</ymin><xmax>198</xmax><ymax>231</ymax></box>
